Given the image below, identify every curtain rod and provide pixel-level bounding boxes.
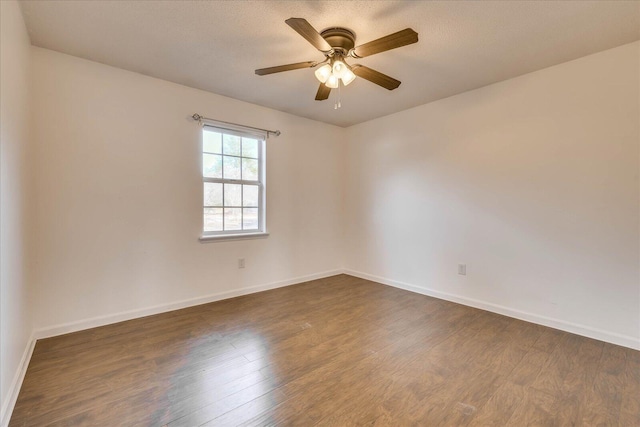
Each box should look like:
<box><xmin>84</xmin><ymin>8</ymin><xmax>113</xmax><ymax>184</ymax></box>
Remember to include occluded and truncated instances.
<box><xmin>192</xmin><ymin>113</ymin><xmax>281</xmax><ymax>137</ymax></box>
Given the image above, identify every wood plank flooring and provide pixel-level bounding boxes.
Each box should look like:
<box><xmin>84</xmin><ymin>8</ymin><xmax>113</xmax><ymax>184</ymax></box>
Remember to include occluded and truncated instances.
<box><xmin>10</xmin><ymin>274</ymin><xmax>640</xmax><ymax>426</ymax></box>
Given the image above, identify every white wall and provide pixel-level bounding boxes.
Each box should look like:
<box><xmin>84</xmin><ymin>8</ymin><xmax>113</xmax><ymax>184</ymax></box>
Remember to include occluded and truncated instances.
<box><xmin>0</xmin><ymin>0</ymin><xmax>33</xmax><ymax>422</ymax></box>
<box><xmin>29</xmin><ymin>47</ymin><xmax>345</xmax><ymax>333</ymax></box>
<box><xmin>345</xmin><ymin>41</ymin><xmax>640</xmax><ymax>349</ymax></box>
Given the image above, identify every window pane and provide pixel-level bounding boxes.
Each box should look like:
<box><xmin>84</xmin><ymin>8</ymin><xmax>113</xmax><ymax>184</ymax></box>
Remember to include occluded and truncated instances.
<box><xmin>223</xmin><ymin>134</ymin><xmax>241</xmax><ymax>156</ymax></box>
<box><xmin>242</xmin><ymin>138</ymin><xmax>259</xmax><ymax>158</ymax></box>
<box><xmin>243</xmin><ymin>185</ymin><xmax>259</xmax><ymax>207</ymax></box>
<box><xmin>243</xmin><ymin>208</ymin><xmax>259</xmax><ymax>230</ymax></box>
<box><xmin>203</xmin><ymin>183</ymin><xmax>222</xmax><ymax>207</ymax></box>
<box><xmin>203</xmin><ymin>154</ymin><xmax>222</xmax><ymax>178</ymax></box>
<box><xmin>223</xmin><ymin>156</ymin><xmax>241</xmax><ymax>179</ymax></box>
<box><xmin>224</xmin><ymin>183</ymin><xmax>242</xmax><ymax>207</ymax></box>
<box><xmin>203</xmin><ymin>130</ymin><xmax>222</xmax><ymax>154</ymax></box>
<box><xmin>202</xmin><ymin>130</ymin><xmax>264</xmax><ymax>235</ymax></box>
<box><xmin>224</xmin><ymin>208</ymin><xmax>242</xmax><ymax>231</ymax></box>
<box><xmin>204</xmin><ymin>208</ymin><xmax>223</xmax><ymax>231</ymax></box>
<box><xmin>242</xmin><ymin>158</ymin><xmax>259</xmax><ymax>181</ymax></box>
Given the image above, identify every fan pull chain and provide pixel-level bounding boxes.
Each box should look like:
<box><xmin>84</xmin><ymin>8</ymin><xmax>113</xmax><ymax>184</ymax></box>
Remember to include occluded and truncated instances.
<box><xmin>334</xmin><ymin>82</ymin><xmax>342</xmax><ymax>110</ymax></box>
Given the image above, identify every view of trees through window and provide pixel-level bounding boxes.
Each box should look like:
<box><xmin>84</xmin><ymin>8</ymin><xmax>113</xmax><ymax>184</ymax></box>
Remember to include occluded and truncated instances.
<box><xmin>202</xmin><ymin>128</ymin><xmax>262</xmax><ymax>233</ymax></box>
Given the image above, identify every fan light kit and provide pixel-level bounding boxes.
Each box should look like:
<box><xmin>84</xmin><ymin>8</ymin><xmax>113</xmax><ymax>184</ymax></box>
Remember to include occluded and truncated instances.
<box><xmin>315</xmin><ymin>59</ymin><xmax>356</xmax><ymax>88</ymax></box>
<box><xmin>255</xmin><ymin>18</ymin><xmax>418</xmax><ymax>108</ymax></box>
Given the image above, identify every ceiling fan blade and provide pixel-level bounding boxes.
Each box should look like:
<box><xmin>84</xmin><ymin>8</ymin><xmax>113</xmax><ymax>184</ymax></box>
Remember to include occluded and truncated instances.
<box><xmin>285</xmin><ymin>18</ymin><xmax>333</xmax><ymax>52</ymax></box>
<box><xmin>315</xmin><ymin>83</ymin><xmax>331</xmax><ymax>100</ymax></box>
<box><xmin>352</xmin><ymin>65</ymin><xmax>401</xmax><ymax>90</ymax></box>
<box><xmin>255</xmin><ymin>61</ymin><xmax>316</xmax><ymax>76</ymax></box>
<box><xmin>351</xmin><ymin>28</ymin><xmax>418</xmax><ymax>58</ymax></box>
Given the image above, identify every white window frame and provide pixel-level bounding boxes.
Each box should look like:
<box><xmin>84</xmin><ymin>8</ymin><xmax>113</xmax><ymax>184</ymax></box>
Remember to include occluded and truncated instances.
<box><xmin>199</xmin><ymin>124</ymin><xmax>268</xmax><ymax>241</ymax></box>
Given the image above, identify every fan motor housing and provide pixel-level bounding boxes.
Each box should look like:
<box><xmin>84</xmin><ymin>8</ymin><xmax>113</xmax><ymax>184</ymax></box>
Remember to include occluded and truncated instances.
<box><xmin>320</xmin><ymin>27</ymin><xmax>356</xmax><ymax>52</ymax></box>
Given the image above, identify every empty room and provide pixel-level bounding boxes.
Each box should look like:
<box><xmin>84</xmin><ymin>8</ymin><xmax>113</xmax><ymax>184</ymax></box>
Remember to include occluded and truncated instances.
<box><xmin>1</xmin><ymin>0</ymin><xmax>639</xmax><ymax>425</ymax></box>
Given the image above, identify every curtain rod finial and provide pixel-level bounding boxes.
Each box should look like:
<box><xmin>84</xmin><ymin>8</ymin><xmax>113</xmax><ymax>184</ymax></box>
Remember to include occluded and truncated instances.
<box><xmin>192</xmin><ymin>113</ymin><xmax>202</xmax><ymax>121</ymax></box>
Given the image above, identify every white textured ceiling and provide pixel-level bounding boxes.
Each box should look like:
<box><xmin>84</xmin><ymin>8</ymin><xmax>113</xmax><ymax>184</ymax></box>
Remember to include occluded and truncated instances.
<box><xmin>19</xmin><ymin>1</ymin><xmax>640</xmax><ymax>127</ymax></box>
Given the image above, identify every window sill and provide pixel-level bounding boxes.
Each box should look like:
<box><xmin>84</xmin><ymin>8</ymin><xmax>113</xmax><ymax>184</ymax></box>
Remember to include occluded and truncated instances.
<box><xmin>199</xmin><ymin>232</ymin><xmax>269</xmax><ymax>242</ymax></box>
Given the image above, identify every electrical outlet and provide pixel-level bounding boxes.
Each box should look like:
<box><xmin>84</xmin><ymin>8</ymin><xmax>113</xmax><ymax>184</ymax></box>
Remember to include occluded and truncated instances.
<box><xmin>458</xmin><ymin>264</ymin><xmax>466</xmax><ymax>275</ymax></box>
<box><xmin>238</xmin><ymin>258</ymin><xmax>245</xmax><ymax>269</ymax></box>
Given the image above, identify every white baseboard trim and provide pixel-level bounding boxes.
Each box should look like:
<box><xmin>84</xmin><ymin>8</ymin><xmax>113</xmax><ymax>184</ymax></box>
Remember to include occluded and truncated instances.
<box><xmin>34</xmin><ymin>269</ymin><xmax>344</xmax><ymax>340</ymax></box>
<box><xmin>344</xmin><ymin>269</ymin><xmax>640</xmax><ymax>351</ymax></box>
<box><xmin>1</xmin><ymin>332</ymin><xmax>36</xmax><ymax>427</ymax></box>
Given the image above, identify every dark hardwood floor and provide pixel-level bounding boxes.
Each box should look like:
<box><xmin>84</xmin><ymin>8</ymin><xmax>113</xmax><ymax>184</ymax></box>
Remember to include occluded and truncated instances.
<box><xmin>10</xmin><ymin>274</ymin><xmax>640</xmax><ymax>426</ymax></box>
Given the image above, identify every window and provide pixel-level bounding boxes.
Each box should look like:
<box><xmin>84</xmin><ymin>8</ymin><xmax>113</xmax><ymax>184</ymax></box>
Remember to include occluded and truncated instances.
<box><xmin>201</xmin><ymin>125</ymin><xmax>266</xmax><ymax>238</ymax></box>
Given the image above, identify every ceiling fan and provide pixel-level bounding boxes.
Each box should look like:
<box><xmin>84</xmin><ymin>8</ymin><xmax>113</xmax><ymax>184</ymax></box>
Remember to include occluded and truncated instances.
<box><xmin>255</xmin><ymin>18</ymin><xmax>418</xmax><ymax>101</ymax></box>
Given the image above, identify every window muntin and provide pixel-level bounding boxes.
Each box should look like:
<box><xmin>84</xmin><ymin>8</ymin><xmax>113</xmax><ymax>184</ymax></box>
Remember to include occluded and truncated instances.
<box><xmin>202</xmin><ymin>126</ymin><xmax>265</xmax><ymax>235</ymax></box>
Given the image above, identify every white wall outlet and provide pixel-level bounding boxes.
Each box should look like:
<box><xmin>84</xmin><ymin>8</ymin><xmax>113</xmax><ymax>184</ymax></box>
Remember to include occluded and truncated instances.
<box><xmin>238</xmin><ymin>258</ymin><xmax>245</xmax><ymax>269</ymax></box>
<box><xmin>458</xmin><ymin>264</ymin><xmax>466</xmax><ymax>275</ymax></box>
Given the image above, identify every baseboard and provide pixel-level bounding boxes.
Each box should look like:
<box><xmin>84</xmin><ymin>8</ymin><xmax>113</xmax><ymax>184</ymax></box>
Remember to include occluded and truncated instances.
<box><xmin>1</xmin><ymin>332</ymin><xmax>36</xmax><ymax>427</ymax></box>
<box><xmin>344</xmin><ymin>269</ymin><xmax>640</xmax><ymax>351</ymax></box>
<box><xmin>33</xmin><ymin>269</ymin><xmax>344</xmax><ymax>340</ymax></box>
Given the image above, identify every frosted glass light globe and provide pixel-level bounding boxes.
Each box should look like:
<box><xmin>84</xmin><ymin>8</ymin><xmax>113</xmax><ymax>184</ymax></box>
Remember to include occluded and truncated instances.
<box><xmin>332</xmin><ymin>60</ymin><xmax>347</xmax><ymax>79</ymax></box>
<box><xmin>314</xmin><ymin>64</ymin><xmax>332</xmax><ymax>83</ymax></box>
<box><xmin>341</xmin><ymin>68</ymin><xmax>356</xmax><ymax>86</ymax></box>
<box><xmin>325</xmin><ymin>74</ymin><xmax>339</xmax><ymax>89</ymax></box>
